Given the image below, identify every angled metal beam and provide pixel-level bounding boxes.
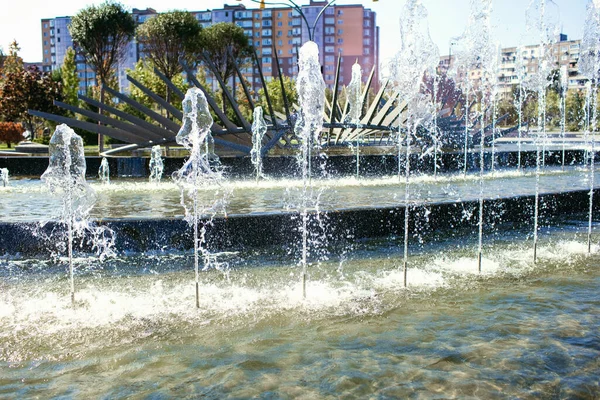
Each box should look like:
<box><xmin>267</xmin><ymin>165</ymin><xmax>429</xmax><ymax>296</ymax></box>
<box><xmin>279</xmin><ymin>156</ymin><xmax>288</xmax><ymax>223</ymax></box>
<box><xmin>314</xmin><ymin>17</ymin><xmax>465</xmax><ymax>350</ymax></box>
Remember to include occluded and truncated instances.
<box><xmin>361</xmin><ymin>66</ymin><xmax>376</xmax><ymax>113</ymax></box>
<box><xmin>103</xmin><ymin>85</ymin><xmax>181</xmax><ymax>133</ymax></box>
<box><xmin>253</xmin><ymin>48</ymin><xmax>279</xmax><ymax>129</ymax></box>
<box><xmin>273</xmin><ymin>48</ymin><xmax>292</xmax><ymax>125</ymax></box>
<box><xmin>229</xmin><ymin>48</ymin><xmax>256</xmax><ymax>111</ymax></box>
<box><xmin>78</xmin><ymin>94</ymin><xmax>175</xmax><ymax>141</ymax></box>
<box><xmin>53</xmin><ymin>100</ymin><xmax>156</xmax><ymax>143</ymax></box>
<box><xmin>262</xmin><ymin>128</ymin><xmax>288</xmax><ymax>155</ymax></box>
<box><xmin>101</xmin><ymin>140</ymin><xmax>177</xmax><ymax>157</ymax></box>
<box><xmin>186</xmin><ymin>69</ymin><xmax>239</xmax><ymax>132</ymax></box>
<box><xmin>214</xmin><ymin>137</ymin><xmax>251</xmax><ymax>154</ymax></box>
<box><xmin>202</xmin><ymin>52</ymin><xmax>251</xmax><ymax>132</ymax></box>
<box><xmin>126</xmin><ymin>75</ymin><xmax>183</xmax><ymax>121</ymax></box>
<box><xmin>153</xmin><ymin>67</ymin><xmax>186</xmax><ymax>99</ymax></box>
<box><xmin>28</xmin><ymin>110</ymin><xmax>153</xmax><ymax>144</ymax></box>
<box><xmin>329</xmin><ymin>53</ymin><xmax>343</xmax><ymax>144</ymax></box>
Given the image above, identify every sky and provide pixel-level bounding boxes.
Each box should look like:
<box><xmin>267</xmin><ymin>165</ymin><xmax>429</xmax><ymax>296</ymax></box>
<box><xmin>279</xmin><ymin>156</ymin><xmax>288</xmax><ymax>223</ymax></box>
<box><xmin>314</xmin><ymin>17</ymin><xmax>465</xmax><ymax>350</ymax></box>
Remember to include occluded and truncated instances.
<box><xmin>0</xmin><ymin>0</ymin><xmax>589</xmax><ymax>65</ymax></box>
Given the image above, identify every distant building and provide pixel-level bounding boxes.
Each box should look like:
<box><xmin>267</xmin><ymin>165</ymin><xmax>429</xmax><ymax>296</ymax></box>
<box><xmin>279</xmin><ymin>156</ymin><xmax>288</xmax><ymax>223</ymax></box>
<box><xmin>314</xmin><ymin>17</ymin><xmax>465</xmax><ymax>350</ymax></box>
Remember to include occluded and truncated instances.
<box><xmin>40</xmin><ymin>2</ymin><xmax>379</xmax><ymax>94</ymax></box>
<box><xmin>438</xmin><ymin>34</ymin><xmax>587</xmax><ymax>100</ymax></box>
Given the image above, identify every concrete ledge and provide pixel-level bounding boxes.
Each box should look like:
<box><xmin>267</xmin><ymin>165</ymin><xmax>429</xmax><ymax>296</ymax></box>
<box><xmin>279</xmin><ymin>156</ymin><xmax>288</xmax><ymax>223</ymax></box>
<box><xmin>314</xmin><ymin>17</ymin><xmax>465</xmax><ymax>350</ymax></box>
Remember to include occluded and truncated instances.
<box><xmin>1</xmin><ymin>189</ymin><xmax>597</xmax><ymax>257</ymax></box>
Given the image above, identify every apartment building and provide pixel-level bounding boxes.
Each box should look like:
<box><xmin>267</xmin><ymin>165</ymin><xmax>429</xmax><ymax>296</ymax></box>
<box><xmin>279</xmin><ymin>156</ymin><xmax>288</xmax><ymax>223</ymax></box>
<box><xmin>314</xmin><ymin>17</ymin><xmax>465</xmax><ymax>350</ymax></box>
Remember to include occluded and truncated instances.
<box><xmin>41</xmin><ymin>2</ymin><xmax>379</xmax><ymax>95</ymax></box>
<box><xmin>438</xmin><ymin>34</ymin><xmax>587</xmax><ymax>100</ymax></box>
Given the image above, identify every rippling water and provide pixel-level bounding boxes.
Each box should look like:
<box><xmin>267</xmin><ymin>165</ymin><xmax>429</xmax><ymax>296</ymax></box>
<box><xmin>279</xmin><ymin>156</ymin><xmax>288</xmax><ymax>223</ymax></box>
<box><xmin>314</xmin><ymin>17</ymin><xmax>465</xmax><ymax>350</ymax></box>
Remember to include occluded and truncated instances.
<box><xmin>1</xmin><ymin>220</ymin><xmax>599</xmax><ymax>398</ymax></box>
<box><xmin>0</xmin><ymin>166</ymin><xmax>597</xmax><ymax>222</ymax></box>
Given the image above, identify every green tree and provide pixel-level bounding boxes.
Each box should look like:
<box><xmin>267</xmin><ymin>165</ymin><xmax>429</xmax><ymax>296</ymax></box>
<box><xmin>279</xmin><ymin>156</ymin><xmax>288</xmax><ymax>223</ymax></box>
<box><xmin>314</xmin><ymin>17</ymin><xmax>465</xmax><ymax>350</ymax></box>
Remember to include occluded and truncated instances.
<box><xmin>136</xmin><ymin>11</ymin><xmax>201</xmax><ymax>113</ymax></box>
<box><xmin>199</xmin><ymin>23</ymin><xmax>253</xmax><ymax>113</ymax></box>
<box><xmin>62</xmin><ymin>47</ymin><xmax>79</xmax><ymax>109</ymax></box>
<box><xmin>545</xmin><ymin>89</ymin><xmax>560</xmax><ymax>129</ymax></box>
<box><xmin>258</xmin><ymin>75</ymin><xmax>297</xmax><ymax>115</ymax></box>
<box><xmin>0</xmin><ymin>66</ymin><xmax>62</xmax><ymax>137</ymax></box>
<box><xmin>69</xmin><ymin>1</ymin><xmax>135</xmax><ymax>151</ymax></box>
<box><xmin>566</xmin><ymin>90</ymin><xmax>585</xmax><ymax>132</ymax></box>
<box><xmin>122</xmin><ymin>59</ymin><xmax>188</xmax><ymax>123</ymax></box>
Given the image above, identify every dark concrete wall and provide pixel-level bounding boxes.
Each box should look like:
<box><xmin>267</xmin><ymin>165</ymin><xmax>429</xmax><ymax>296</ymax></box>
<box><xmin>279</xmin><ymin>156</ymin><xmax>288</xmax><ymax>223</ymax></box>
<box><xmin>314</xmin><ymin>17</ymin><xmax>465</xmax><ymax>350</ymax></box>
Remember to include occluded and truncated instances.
<box><xmin>0</xmin><ymin>149</ymin><xmax>591</xmax><ymax>179</ymax></box>
<box><xmin>1</xmin><ymin>189</ymin><xmax>597</xmax><ymax>257</ymax></box>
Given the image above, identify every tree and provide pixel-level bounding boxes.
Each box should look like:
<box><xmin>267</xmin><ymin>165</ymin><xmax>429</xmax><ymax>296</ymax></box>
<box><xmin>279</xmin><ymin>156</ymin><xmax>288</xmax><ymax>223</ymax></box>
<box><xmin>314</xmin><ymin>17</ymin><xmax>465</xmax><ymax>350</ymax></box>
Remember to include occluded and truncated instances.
<box><xmin>0</xmin><ymin>122</ymin><xmax>24</xmax><ymax>148</ymax></box>
<box><xmin>3</xmin><ymin>40</ymin><xmax>23</xmax><ymax>76</ymax></box>
<box><xmin>69</xmin><ymin>1</ymin><xmax>135</xmax><ymax>151</ymax></box>
<box><xmin>136</xmin><ymin>11</ymin><xmax>201</xmax><ymax>113</ymax></box>
<box><xmin>62</xmin><ymin>47</ymin><xmax>80</xmax><ymax>109</ymax></box>
<box><xmin>0</xmin><ymin>66</ymin><xmax>62</xmax><ymax>138</ymax></box>
<box><xmin>566</xmin><ymin>90</ymin><xmax>585</xmax><ymax>132</ymax></box>
<box><xmin>0</xmin><ymin>48</ymin><xmax>6</xmax><ymax>76</ymax></box>
<box><xmin>258</xmin><ymin>75</ymin><xmax>297</xmax><ymax>115</ymax></box>
<box><xmin>122</xmin><ymin>59</ymin><xmax>188</xmax><ymax>123</ymax></box>
<box><xmin>199</xmin><ymin>23</ymin><xmax>253</xmax><ymax>113</ymax></box>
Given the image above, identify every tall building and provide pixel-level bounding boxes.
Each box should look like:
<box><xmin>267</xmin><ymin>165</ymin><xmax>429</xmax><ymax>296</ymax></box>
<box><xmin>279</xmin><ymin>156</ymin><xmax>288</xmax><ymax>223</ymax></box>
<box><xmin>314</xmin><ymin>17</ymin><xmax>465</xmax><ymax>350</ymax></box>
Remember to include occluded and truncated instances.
<box><xmin>40</xmin><ymin>2</ymin><xmax>379</xmax><ymax>95</ymax></box>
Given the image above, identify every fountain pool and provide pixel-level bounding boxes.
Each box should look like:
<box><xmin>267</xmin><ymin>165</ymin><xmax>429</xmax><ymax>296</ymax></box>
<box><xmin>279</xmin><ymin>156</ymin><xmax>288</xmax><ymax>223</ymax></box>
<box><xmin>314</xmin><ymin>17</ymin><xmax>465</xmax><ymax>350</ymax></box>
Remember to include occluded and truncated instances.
<box><xmin>0</xmin><ymin>166</ymin><xmax>597</xmax><ymax>222</ymax></box>
<box><xmin>1</xmin><ymin>215</ymin><xmax>599</xmax><ymax>397</ymax></box>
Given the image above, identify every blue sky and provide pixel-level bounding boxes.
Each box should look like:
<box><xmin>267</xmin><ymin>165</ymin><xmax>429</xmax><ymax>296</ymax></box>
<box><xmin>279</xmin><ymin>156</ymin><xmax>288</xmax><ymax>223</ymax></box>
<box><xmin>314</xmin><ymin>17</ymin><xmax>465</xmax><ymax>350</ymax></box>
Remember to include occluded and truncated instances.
<box><xmin>0</xmin><ymin>0</ymin><xmax>589</xmax><ymax>64</ymax></box>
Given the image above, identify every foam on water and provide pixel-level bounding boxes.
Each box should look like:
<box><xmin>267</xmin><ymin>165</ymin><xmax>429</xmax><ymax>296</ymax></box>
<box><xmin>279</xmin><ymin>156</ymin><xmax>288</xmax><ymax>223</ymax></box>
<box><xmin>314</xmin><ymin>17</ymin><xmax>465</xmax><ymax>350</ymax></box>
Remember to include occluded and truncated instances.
<box><xmin>1</xmin><ymin>234</ymin><xmax>595</xmax><ymax>341</ymax></box>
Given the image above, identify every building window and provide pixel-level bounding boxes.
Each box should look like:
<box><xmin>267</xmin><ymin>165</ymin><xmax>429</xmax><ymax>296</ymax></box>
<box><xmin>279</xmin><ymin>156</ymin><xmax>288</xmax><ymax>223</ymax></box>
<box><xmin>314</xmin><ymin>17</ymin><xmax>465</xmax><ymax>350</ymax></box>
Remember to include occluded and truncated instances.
<box><xmin>363</xmin><ymin>29</ymin><xmax>370</xmax><ymax>36</ymax></box>
<box><xmin>338</xmin><ymin>19</ymin><xmax>343</xmax><ymax>24</ymax></box>
<box><xmin>363</xmin><ymin>38</ymin><xmax>371</xmax><ymax>45</ymax></box>
<box><xmin>337</xmin><ymin>38</ymin><xmax>343</xmax><ymax>44</ymax></box>
<box><xmin>338</xmin><ymin>29</ymin><xmax>343</xmax><ymax>35</ymax></box>
<box><xmin>57</xmin><ymin>28</ymin><xmax>60</xmax><ymax>34</ymax></box>
<box><xmin>364</xmin><ymin>20</ymin><xmax>370</xmax><ymax>27</ymax></box>
<box><xmin>43</xmin><ymin>23</ymin><xmax>48</xmax><ymax>29</ymax></box>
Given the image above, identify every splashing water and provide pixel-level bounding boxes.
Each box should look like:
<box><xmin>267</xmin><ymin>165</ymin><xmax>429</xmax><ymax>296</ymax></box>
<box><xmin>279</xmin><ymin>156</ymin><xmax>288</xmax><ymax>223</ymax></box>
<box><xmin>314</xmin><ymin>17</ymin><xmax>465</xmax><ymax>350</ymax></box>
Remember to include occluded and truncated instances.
<box><xmin>0</xmin><ymin>168</ymin><xmax>8</xmax><ymax>187</ymax></box>
<box><xmin>345</xmin><ymin>62</ymin><xmax>363</xmax><ymax>179</ymax></box>
<box><xmin>391</xmin><ymin>0</ymin><xmax>439</xmax><ymax>286</ymax></box>
<box><xmin>41</xmin><ymin>124</ymin><xmax>114</xmax><ymax>304</ymax></box>
<box><xmin>580</xmin><ymin>0</ymin><xmax>600</xmax><ymax>253</ymax></box>
<box><xmin>514</xmin><ymin>45</ymin><xmax>527</xmax><ymax>170</ymax></box>
<box><xmin>251</xmin><ymin>106</ymin><xmax>268</xmax><ymax>182</ymax></box>
<box><xmin>149</xmin><ymin>145</ymin><xmax>164</xmax><ymax>184</ymax></box>
<box><xmin>525</xmin><ymin>0</ymin><xmax>560</xmax><ymax>262</ymax></box>
<box><xmin>173</xmin><ymin>87</ymin><xmax>230</xmax><ymax>308</ymax></box>
<box><xmin>559</xmin><ymin>65</ymin><xmax>568</xmax><ymax>170</ymax></box>
<box><xmin>98</xmin><ymin>157</ymin><xmax>110</xmax><ymax>185</ymax></box>
<box><xmin>295</xmin><ymin>41</ymin><xmax>326</xmax><ymax>298</ymax></box>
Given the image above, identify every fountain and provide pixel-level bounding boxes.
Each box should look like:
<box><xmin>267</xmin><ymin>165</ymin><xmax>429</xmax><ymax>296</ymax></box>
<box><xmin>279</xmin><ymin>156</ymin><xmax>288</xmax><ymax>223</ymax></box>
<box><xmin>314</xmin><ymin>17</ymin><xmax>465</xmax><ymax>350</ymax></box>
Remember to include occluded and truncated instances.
<box><xmin>293</xmin><ymin>40</ymin><xmax>326</xmax><ymax>298</ymax></box>
<box><xmin>345</xmin><ymin>62</ymin><xmax>363</xmax><ymax>179</ymax></box>
<box><xmin>0</xmin><ymin>168</ymin><xmax>8</xmax><ymax>187</ymax></box>
<box><xmin>98</xmin><ymin>157</ymin><xmax>110</xmax><ymax>184</ymax></box>
<box><xmin>173</xmin><ymin>87</ymin><xmax>229</xmax><ymax>308</ymax></box>
<box><xmin>1</xmin><ymin>0</ymin><xmax>600</xmax><ymax>397</ymax></box>
<box><xmin>580</xmin><ymin>0</ymin><xmax>600</xmax><ymax>253</ymax></box>
<box><xmin>149</xmin><ymin>145</ymin><xmax>164</xmax><ymax>183</ymax></box>
<box><xmin>39</xmin><ymin>124</ymin><xmax>116</xmax><ymax>304</ymax></box>
<box><xmin>250</xmin><ymin>106</ymin><xmax>267</xmax><ymax>182</ymax></box>
<box><xmin>392</xmin><ymin>0</ymin><xmax>439</xmax><ymax>285</ymax></box>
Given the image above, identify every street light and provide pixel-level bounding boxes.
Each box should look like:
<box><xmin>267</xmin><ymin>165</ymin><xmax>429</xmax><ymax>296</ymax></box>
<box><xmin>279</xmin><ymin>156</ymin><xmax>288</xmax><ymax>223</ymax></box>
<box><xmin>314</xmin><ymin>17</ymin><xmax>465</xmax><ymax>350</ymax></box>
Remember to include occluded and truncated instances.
<box><xmin>237</xmin><ymin>0</ymin><xmax>381</xmax><ymax>41</ymax></box>
<box><xmin>237</xmin><ymin>0</ymin><xmax>335</xmax><ymax>41</ymax></box>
